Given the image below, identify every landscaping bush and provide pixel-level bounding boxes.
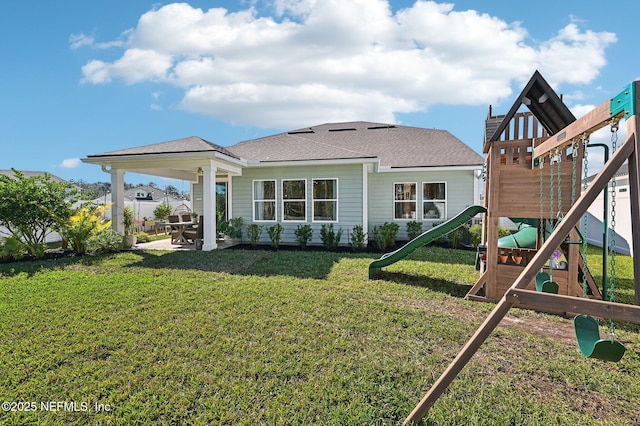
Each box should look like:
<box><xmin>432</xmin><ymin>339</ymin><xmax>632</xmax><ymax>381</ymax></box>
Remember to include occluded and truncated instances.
<box><xmin>498</xmin><ymin>225</ymin><xmax>512</xmax><ymax>239</ymax></box>
<box><xmin>448</xmin><ymin>227</ymin><xmax>465</xmax><ymax>249</ymax></box>
<box><xmin>53</xmin><ymin>204</ymin><xmax>111</xmax><ymax>254</ymax></box>
<box><xmin>349</xmin><ymin>224</ymin><xmax>367</xmax><ymax>250</ymax></box>
<box><xmin>320</xmin><ymin>224</ymin><xmax>343</xmax><ymax>250</ymax></box>
<box><xmin>294</xmin><ymin>224</ymin><xmax>313</xmax><ymax>248</ymax></box>
<box><xmin>227</xmin><ymin>217</ymin><xmax>244</xmax><ymax>239</ymax></box>
<box><xmin>0</xmin><ymin>169</ymin><xmax>78</xmax><ymax>256</ymax></box>
<box><xmin>406</xmin><ymin>220</ymin><xmax>423</xmax><ymax>240</ymax></box>
<box><xmin>218</xmin><ymin>217</ymin><xmax>243</xmax><ymax>239</ymax></box>
<box><xmin>246</xmin><ymin>224</ymin><xmax>263</xmax><ymax>246</ymax></box>
<box><xmin>267</xmin><ymin>224</ymin><xmax>284</xmax><ymax>248</ymax></box>
<box><xmin>87</xmin><ymin>229</ymin><xmax>124</xmax><ymax>253</ymax></box>
<box><xmin>0</xmin><ymin>236</ymin><xmax>25</xmax><ymax>262</ymax></box>
<box><xmin>134</xmin><ymin>232</ymin><xmax>151</xmax><ymax>243</ymax></box>
<box><xmin>469</xmin><ymin>223</ymin><xmax>482</xmax><ymax>246</ymax></box>
<box><xmin>373</xmin><ymin>222</ymin><xmax>399</xmax><ymax>250</ymax></box>
<box><xmin>153</xmin><ymin>202</ymin><xmax>172</xmax><ymax>220</ymax></box>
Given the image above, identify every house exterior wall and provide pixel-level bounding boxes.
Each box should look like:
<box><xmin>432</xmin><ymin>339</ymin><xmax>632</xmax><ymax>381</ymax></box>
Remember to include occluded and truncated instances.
<box><xmin>586</xmin><ymin>176</ymin><xmax>633</xmax><ymax>256</ymax></box>
<box><xmin>231</xmin><ymin>163</ymin><xmax>364</xmax><ymax>246</ymax></box>
<box><xmin>368</xmin><ymin>169</ymin><xmax>478</xmax><ymax>240</ymax></box>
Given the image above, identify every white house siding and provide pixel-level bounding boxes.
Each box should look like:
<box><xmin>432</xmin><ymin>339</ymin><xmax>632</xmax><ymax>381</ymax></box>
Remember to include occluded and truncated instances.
<box><xmin>231</xmin><ymin>163</ymin><xmax>364</xmax><ymax>246</ymax></box>
<box><xmin>586</xmin><ymin>177</ymin><xmax>632</xmax><ymax>256</ymax></box>
<box><xmin>368</xmin><ymin>169</ymin><xmax>478</xmax><ymax>241</ymax></box>
<box><xmin>192</xmin><ymin>179</ymin><xmax>204</xmax><ymax>218</ymax></box>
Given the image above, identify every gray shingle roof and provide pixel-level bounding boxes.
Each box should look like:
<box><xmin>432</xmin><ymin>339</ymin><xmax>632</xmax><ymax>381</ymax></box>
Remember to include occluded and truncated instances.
<box><xmin>228</xmin><ymin>121</ymin><xmax>483</xmax><ymax>168</ymax></box>
<box><xmin>0</xmin><ymin>169</ymin><xmax>67</xmax><ymax>183</ymax></box>
<box><xmin>87</xmin><ymin>136</ymin><xmax>239</xmax><ymax>159</ymax></box>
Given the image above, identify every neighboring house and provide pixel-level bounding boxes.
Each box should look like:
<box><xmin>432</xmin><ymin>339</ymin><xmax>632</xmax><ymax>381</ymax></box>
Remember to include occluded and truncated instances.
<box><xmin>0</xmin><ymin>169</ymin><xmax>68</xmax><ymax>243</ymax></box>
<box><xmin>94</xmin><ymin>185</ymin><xmax>192</xmax><ymax>222</ymax></box>
<box><xmin>585</xmin><ymin>164</ymin><xmax>633</xmax><ymax>256</ymax></box>
<box><xmin>82</xmin><ymin>121</ymin><xmax>484</xmax><ymax>250</ymax></box>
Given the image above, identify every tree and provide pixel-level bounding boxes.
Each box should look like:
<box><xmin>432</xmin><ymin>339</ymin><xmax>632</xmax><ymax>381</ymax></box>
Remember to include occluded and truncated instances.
<box><xmin>153</xmin><ymin>202</ymin><xmax>172</xmax><ymax>220</ymax></box>
<box><xmin>0</xmin><ymin>169</ymin><xmax>79</xmax><ymax>255</ymax></box>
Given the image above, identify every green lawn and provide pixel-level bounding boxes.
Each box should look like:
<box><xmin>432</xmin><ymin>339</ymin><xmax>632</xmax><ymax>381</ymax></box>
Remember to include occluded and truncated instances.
<box><xmin>0</xmin><ymin>246</ymin><xmax>638</xmax><ymax>425</ymax></box>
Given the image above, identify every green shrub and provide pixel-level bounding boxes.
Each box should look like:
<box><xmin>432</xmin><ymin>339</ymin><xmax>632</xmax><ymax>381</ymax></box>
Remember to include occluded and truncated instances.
<box><xmin>373</xmin><ymin>222</ymin><xmax>399</xmax><ymax>251</ymax></box>
<box><xmin>0</xmin><ymin>169</ymin><xmax>78</xmax><ymax>256</ymax></box>
<box><xmin>349</xmin><ymin>225</ymin><xmax>367</xmax><ymax>250</ymax></box>
<box><xmin>153</xmin><ymin>202</ymin><xmax>172</xmax><ymax>220</ymax></box>
<box><xmin>0</xmin><ymin>236</ymin><xmax>25</xmax><ymax>261</ymax></box>
<box><xmin>294</xmin><ymin>224</ymin><xmax>313</xmax><ymax>248</ymax></box>
<box><xmin>267</xmin><ymin>224</ymin><xmax>285</xmax><ymax>248</ymax></box>
<box><xmin>246</xmin><ymin>224</ymin><xmax>263</xmax><ymax>246</ymax></box>
<box><xmin>217</xmin><ymin>217</ymin><xmax>244</xmax><ymax>239</ymax></box>
<box><xmin>228</xmin><ymin>217</ymin><xmax>243</xmax><ymax>239</ymax></box>
<box><xmin>134</xmin><ymin>232</ymin><xmax>151</xmax><ymax>243</ymax></box>
<box><xmin>54</xmin><ymin>204</ymin><xmax>112</xmax><ymax>254</ymax></box>
<box><xmin>320</xmin><ymin>224</ymin><xmax>343</xmax><ymax>250</ymax></box>
<box><xmin>406</xmin><ymin>220</ymin><xmax>423</xmax><ymax>240</ymax></box>
<box><xmin>87</xmin><ymin>229</ymin><xmax>123</xmax><ymax>253</ymax></box>
<box><xmin>469</xmin><ymin>224</ymin><xmax>482</xmax><ymax>246</ymax></box>
<box><xmin>498</xmin><ymin>226</ymin><xmax>511</xmax><ymax>239</ymax></box>
<box><xmin>448</xmin><ymin>227</ymin><xmax>465</xmax><ymax>249</ymax></box>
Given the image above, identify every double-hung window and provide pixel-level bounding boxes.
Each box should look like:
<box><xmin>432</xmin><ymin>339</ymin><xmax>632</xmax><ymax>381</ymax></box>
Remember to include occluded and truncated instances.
<box><xmin>423</xmin><ymin>182</ymin><xmax>446</xmax><ymax>219</ymax></box>
<box><xmin>253</xmin><ymin>180</ymin><xmax>276</xmax><ymax>221</ymax></box>
<box><xmin>282</xmin><ymin>179</ymin><xmax>306</xmax><ymax>221</ymax></box>
<box><xmin>312</xmin><ymin>179</ymin><xmax>338</xmax><ymax>222</ymax></box>
<box><xmin>394</xmin><ymin>183</ymin><xmax>417</xmax><ymax>220</ymax></box>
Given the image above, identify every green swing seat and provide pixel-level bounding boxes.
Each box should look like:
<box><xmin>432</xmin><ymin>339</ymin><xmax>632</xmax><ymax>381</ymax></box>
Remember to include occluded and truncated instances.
<box><xmin>573</xmin><ymin>314</ymin><xmax>626</xmax><ymax>362</ymax></box>
<box><xmin>535</xmin><ymin>271</ymin><xmax>559</xmax><ymax>294</ymax></box>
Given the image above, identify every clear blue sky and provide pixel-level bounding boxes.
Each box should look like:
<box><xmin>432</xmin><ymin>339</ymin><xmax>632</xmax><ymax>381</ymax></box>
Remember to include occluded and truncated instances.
<box><xmin>2</xmin><ymin>1</ymin><xmax>638</xmax><ymax>185</ymax></box>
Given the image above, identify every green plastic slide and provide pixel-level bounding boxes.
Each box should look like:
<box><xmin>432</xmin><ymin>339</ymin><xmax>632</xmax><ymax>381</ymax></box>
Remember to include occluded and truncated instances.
<box><xmin>368</xmin><ymin>205</ymin><xmax>487</xmax><ymax>278</ymax></box>
<box><xmin>498</xmin><ymin>218</ymin><xmax>538</xmax><ymax>249</ymax></box>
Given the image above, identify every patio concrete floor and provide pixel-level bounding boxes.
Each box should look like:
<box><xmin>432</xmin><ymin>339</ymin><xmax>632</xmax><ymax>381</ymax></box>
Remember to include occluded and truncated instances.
<box><xmin>134</xmin><ymin>237</ymin><xmax>238</xmax><ymax>251</ymax></box>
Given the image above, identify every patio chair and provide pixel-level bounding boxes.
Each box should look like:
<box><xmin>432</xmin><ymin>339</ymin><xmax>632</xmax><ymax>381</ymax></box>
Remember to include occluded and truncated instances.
<box><xmin>181</xmin><ymin>213</ymin><xmax>192</xmax><ymax>223</ymax></box>
<box><xmin>168</xmin><ymin>215</ymin><xmax>180</xmax><ymax>244</ymax></box>
<box><xmin>184</xmin><ymin>216</ymin><xmax>203</xmax><ymax>244</ymax></box>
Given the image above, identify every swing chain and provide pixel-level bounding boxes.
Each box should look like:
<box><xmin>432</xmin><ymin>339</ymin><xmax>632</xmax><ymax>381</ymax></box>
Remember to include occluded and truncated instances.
<box><xmin>609</xmin><ymin>122</ymin><xmax>619</xmax><ymax>337</ymax></box>
<box><xmin>556</xmin><ymin>148</ymin><xmax>562</xmax><ymax>219</ymax></box>
<box><xmin>581</xmin><ymin>135</ymin><xmax>590</xmax><ymax>298</ymax></box>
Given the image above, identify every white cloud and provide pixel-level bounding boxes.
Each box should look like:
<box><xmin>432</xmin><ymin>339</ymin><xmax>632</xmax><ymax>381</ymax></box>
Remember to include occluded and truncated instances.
<box><xmin>60</xmin><ymin>158</ymin><xmax>82</xmax><ymax>169</ymax></box>
<box><xmin>69</xmin><ymin>32</ymin><xmax>129</xmax><ymax>50</ymax></box>
<box><xmin>78</xmin><ymin>1</ymin><xmax>617</xmax><ymax>129</ymax></box>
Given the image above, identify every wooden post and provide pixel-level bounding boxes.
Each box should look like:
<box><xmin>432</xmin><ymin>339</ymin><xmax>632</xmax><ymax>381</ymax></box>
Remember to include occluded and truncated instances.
<box><xmin>404</xmin><ymin>135</ymin><xmax>635</xmax><ymax>425</ymax></box>
<box><xmin>626</xmin><ymin>113</ymin><xmax>640</xmax><ymax>304</ymax></box>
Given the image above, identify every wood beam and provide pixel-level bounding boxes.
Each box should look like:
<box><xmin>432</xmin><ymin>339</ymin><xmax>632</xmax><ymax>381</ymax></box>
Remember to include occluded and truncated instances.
<box><xmin>534</xmin><ymin>101</ymin><xmax>614</xmax><ymax>159</ymax></box>
<box><xmin>505</xmin><ymin>289</ymin><xmax>640</xmax><ymax>324</ymax></box>
<box><xmin>404</xmin><ymin>135</ymin><xmax>635</xmax><ymax>425</ymax></box>
<box><xmin>626</xmin><ymin>114</ymin><xmax>640</xmax><ymax>304</ymax></box>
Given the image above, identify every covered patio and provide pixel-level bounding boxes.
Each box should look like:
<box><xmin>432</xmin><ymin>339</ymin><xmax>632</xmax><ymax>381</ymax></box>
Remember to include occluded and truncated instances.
<box><xmin>82</xmin><ymin>136</ymin><xmax>247</xmax><ymax>251</ymax></box>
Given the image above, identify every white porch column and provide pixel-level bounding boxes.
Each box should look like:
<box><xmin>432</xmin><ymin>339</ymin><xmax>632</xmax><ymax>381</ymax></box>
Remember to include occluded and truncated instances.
<box><xmin>202</xmin><ymin>163</ymin><xmax>218</xmax><ymax>250</ymax></box>
<box><xmin>110</xmin><ymin>168</ymin><xmax>125</xmax><ymax>234</ymax></box>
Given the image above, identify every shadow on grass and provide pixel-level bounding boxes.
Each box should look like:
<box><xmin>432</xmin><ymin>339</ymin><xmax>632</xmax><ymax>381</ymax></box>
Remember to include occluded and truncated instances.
<box><xmin>375</xmin><ymin>270</ymin><xmax>473</xmax><ymax>298</ymax></box>
<box><xmin>122</xmin><ymin>248</ymin><xmax>379</xmax><ymax>280</ymax></box>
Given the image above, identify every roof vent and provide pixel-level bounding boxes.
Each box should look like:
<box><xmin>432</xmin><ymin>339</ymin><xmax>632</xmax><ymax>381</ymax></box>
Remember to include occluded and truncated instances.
<box><xmin>328</xmin><ymin>128</ymin><xmax>356</xmax><ymax>132</ymax></box>
<box><xmin>287</xmin><ymin>129</ymin><xmax>314</xmax><ymax>135</ymax></box>
<box><xmin>367</xmin><ymin>125</ymin><xmax>397</xmax><ymax>130</ymax></box>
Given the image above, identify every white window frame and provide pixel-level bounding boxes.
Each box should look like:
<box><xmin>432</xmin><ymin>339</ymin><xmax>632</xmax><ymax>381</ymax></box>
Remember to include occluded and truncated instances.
<box><xmin>393</xmin><ymin>182</ymin><xmax>417</xmax><ymax>221</ymax></box>
<box><xmin>312</xmin><ymin>178</ymin><xmax>339</xmax><ymax>223</ymax></box>
<box><xmin>422</xmin><ymin>181</ymin><xmax>447</xmax><ymax>220</ymax></box>
<box><xmin>252</xmin><ymin>179</ymin><xmax>277</xmax><ymax>222</ymax></box>
<box><xmin>282</xmin><ymin>179</ymin><xmax>307</xmax><ymax>222</ymax></box>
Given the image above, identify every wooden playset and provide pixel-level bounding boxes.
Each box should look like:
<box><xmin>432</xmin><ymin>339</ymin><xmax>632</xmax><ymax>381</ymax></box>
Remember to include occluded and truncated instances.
<box><xmin>404</xmin><ymin>72</ymin><xmax>640</xmax><ymax>424</ymax></box>
<box><xmin>466</xmin><ymin>71</ymin><xmax>601</xmax><ymax>304</ymax></box>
